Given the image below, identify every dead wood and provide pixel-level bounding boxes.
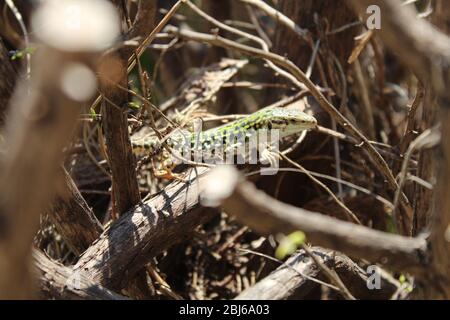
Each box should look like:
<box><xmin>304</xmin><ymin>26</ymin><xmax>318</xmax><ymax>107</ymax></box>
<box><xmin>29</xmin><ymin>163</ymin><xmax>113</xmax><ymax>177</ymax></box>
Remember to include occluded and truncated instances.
<box><xmin>73</xmin><ymin>167</ymin><xmax>218</xmax><ymax>290</ymax></box>
<box><xmin>236</xmin><ymin>247</ymin><xmax>397</xmax><ymax>300</ymax></box>
<box><xmin>34</xmin><ymin>249</ymin><xmax>127</xmax><ymax>300</ymax></box>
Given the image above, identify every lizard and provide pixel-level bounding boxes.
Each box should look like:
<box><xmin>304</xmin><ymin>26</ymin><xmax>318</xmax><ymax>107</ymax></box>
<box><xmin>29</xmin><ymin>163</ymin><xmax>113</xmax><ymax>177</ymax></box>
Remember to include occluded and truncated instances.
<box><xmin>131</xmin><ymin>107</ymin><xmax>317</xmax><ymax>179</ymax></box>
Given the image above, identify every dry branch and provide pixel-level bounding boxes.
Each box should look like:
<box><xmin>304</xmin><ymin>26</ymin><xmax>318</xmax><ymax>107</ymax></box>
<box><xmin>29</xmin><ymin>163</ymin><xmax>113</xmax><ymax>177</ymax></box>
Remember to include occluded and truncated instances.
<box><xmin>201</xmin><ymin>166</ymin><xmax>428</xmax><ymax>276</ymax></box>
<box><xmin>73</xmin><ymin>167</ymin><xmax>218</xmax><ymax>290</ymax></box>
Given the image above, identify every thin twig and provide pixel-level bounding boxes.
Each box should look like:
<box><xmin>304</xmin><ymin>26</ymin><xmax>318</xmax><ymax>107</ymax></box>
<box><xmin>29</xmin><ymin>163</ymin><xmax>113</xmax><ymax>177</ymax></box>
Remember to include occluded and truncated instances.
<box><xmin>237</xmin><ymin>248</ymin><xmax>339</xmax><ymax>291</ymax></box>
<box><xmin>279</xmin><ymin>153</ymin><xmax>362</xmax><ymax>225</ymax></box>
<box><xmin>184</xmin><ymin>0</ymin><xmax>308</xmax><ymax>91</ymax></box>
<box><xmin>301</xmin><ymin>244</ymin><xmax>356</xmax><ymax>300</ymax></box>
<box><xmin>237</xmin><ymin>0</ymin><xmax>309</xmax><ymax>41</ymax></box>
<box><xmin>392</xmin><ymin>126</ymin><xmax>441</xmax><ymax>232</ymax></box>
<box><xmin>245</xmin><ymin>168</ymin><xmax>394</xmax><ymax>209</ymax></box>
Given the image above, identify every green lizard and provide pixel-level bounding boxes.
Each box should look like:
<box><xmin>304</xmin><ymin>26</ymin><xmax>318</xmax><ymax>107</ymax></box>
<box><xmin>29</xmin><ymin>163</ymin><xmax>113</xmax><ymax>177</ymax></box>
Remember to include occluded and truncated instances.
<box><xmin>132</xmin><ymin>107</ymin><xmax>317</xmax><ymax>178</ymax></box>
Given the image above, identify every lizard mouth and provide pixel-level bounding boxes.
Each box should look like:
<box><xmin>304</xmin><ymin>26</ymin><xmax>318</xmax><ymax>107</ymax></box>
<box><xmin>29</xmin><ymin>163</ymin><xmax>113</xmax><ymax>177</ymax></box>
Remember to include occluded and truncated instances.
<box><xmin>292</xmin><ymin>115</ymin><xmax>318</xmax><ymax>130</ymax></box>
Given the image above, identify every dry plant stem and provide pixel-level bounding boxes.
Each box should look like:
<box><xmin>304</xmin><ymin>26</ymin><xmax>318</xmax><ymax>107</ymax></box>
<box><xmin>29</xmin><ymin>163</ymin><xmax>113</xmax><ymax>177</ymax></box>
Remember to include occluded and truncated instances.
<box><xmin>168</xmin><ymin>26</ymin><xmax>410</xmax><ymax>227</ymax></box>
<box><xmin>392</xmin><ymin>128</ymin><xmax>440</xmax><ymax>233</ymax></box>
<box><xmin>205</xmin><ymin>166</ymin><xmax>428</xmax><ymax>276</ymax></box>
<box><xmin>246</xmin><ymin>167</ymin><xmax>394</xmax><ymax>209</ymax></box>
<box><xmin>399</xmin><ymin>82</ymin><xmax>425</xmax><ymax>162</ymax></box>
<box><xmin>413</xmin><ymin>90</ymin><xmax>438</xmax><ymax>235</ymax></box>
<box><xmin>126</xmin><ymin>0</ymin><xmax>157</xmax><ymax>42</ymax></box>
<box><xmin>431</xmin><ymin>107</ymin><xmax>450</xmax><ymax>298</ymax></box>
<box><xmin>72</xmin><ymin>167</ymin><xmax>218</xmax><ymax>290</ymax></box>
<box><xmin>235</xmin><ymin>248</ymin><xmax>333</xmax><ymax>300</ymax></box>
<box><xmin>127</xmin><ymin>0</ymin><xmax>156</xmax><ymax>125</ymax></box>
<box><xmin>315</xmin><ymin>126</ymin><xmax>401</xmax><ymax>162</ymax></box>
<box><xmin>245</xmin><ymin>4</ymin><xmax>272</xmax><ymax>47</ymax></box>
<box><xmin>89</xmin><ymin>1</ymin><xmax>183</xmax><ymax>112</ymax></box>
<box><xmin>184</xmin><ymin>0</ymin><xmax>308</xmax><ymax>91</ymax></box>
<box><xmin>82</xmin><ymin>122</ymin><xmax>112</xmax><ymax>178</ymax></box>
<box><xmin>35</xmin><ymin>250</ymin><xmax>127</xmax><ymax>300</ymax></box>
<box><xmin>348</xmin><ymin>30</ymin><xmax>374</xmax><ymax>64</ymax></box>
<box><xmin>323</xmin><ymin>53</ymin><xmax>348</xmax><ymax>200</ymax></box>
<box><xmin>353</xmin><ymin>59</ymin><xmax>376</xmax><ymax>140</ymax></box>
<box><xmin>46</xmin><ymin>168</ymin><xmax>103</xmax><ymax>256</ymax></box>
<box><xmin>127</xmin><ymin>0</ymin><xmax>185</xmax><ymax>72</ymax></box>
<box><xmin>146</xmin><ymin>265</ymin><xmax>183</xmax><ymax>300</ymax></box>
<box><xmin>280</xmin><ymin>153</ymin><xmax>362</xmax><ymax>224</ymax></box>
<box><xmin>237</xmin><ymin>0</ymin><xmax>308</xmax><ymax>41</ymax></box>
<box><xmin>102</xmin><ymin>0</ymin><xmax>157</xmax><ymax>289</ymax></box>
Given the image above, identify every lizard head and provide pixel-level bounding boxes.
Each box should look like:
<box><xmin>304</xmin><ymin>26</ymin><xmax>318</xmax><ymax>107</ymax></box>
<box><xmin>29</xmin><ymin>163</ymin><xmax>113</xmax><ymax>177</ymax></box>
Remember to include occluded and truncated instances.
<box><xmin>260</xmin><ymin>107</ymin><xmax>317</xmax><ymax>136</ymax></box>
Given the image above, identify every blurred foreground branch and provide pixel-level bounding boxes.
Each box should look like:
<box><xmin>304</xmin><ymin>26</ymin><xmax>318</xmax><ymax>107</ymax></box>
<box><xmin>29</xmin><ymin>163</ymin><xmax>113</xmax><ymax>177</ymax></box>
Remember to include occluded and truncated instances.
<box><xmin>201</xmin><ymin>166</ymin><xmax>428</xmax><ymax>276</ymax></box>
<box><xmin>0</xmin><ymin>0</ymin><xmax>119</xmax><ymax>298</ymax></box>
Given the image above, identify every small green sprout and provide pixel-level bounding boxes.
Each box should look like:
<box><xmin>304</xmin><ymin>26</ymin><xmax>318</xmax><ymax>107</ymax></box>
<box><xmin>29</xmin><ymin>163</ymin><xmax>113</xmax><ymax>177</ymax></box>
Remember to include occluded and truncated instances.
<box><xmin>275</xmin><ymin>231</ymin><xmax>306</xmax><ymax>260</ymax></box>
<box><xmin>128</xmin><ymin>101</ymin><xmax>142</xmax><ymax>109</ymax></box>
<box><xmin>89</xmin><ymin>107</ymin><xmax>98</xmax><ymax>120</ymax></box>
